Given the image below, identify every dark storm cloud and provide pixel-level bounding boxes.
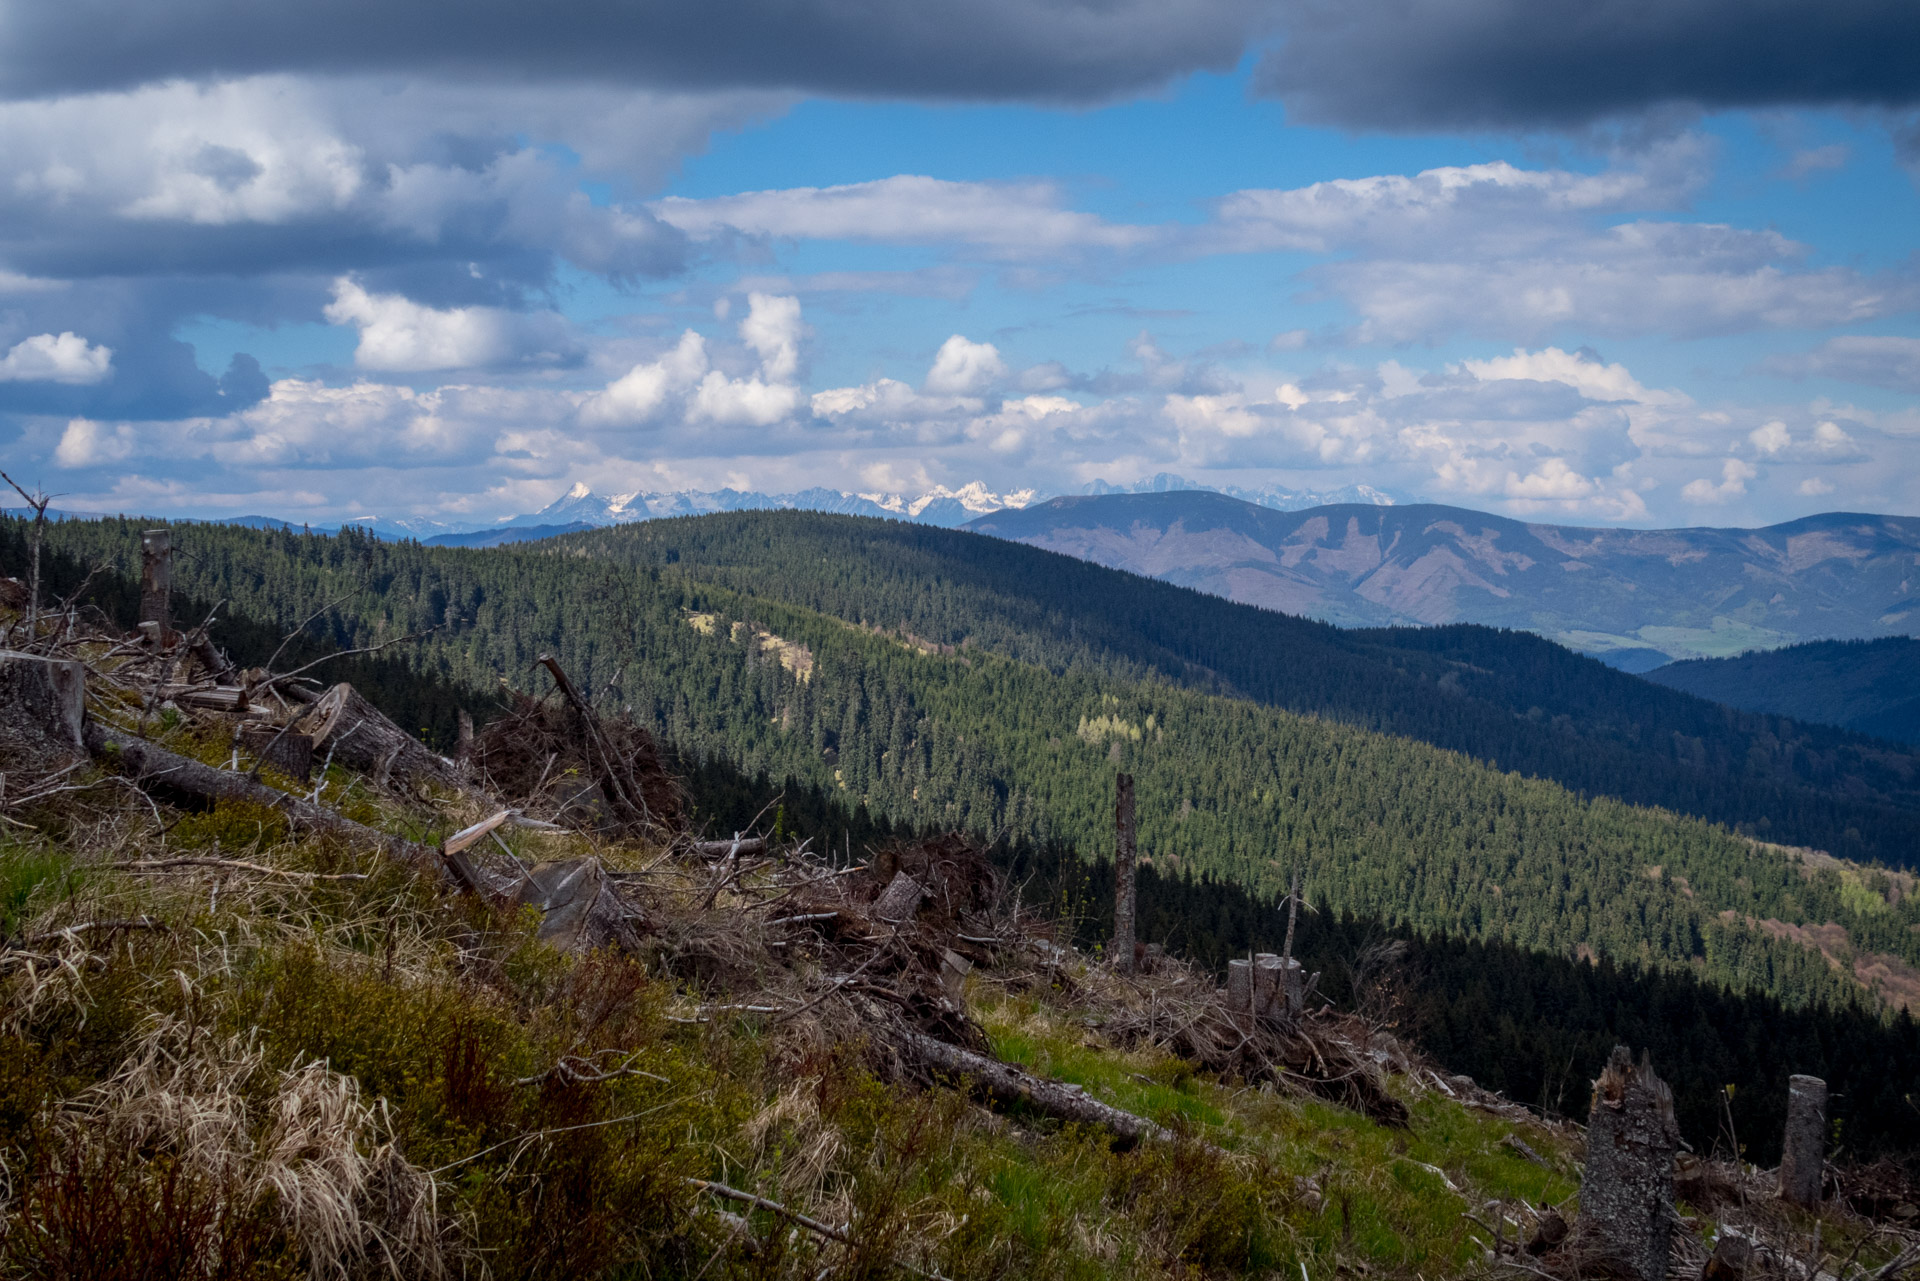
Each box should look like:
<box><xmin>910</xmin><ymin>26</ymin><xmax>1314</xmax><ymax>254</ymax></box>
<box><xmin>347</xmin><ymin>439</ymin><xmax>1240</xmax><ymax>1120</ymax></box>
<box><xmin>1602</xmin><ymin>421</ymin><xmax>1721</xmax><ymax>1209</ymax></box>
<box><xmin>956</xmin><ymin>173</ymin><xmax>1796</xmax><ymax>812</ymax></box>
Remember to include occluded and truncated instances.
<box><xmin>0</xmin><ymin>0</ymin><xmax>1259</xmax><ymax>104</ymax></box>
<box><xmin>1255</xmin><ymin>0</ymin><xmax>1920</xmax><ymax>130</ymax></box>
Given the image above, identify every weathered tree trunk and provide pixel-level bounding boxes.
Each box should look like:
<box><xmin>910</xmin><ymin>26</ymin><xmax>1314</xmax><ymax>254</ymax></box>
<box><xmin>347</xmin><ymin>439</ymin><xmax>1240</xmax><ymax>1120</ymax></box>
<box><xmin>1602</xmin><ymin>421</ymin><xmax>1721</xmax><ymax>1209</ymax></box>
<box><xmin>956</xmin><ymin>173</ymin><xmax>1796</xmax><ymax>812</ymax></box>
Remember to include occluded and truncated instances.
<box><xmin>455</xmin><ymin>710</ymin><xmax>473</xmax><ymax>765</ymax></box>
<box><xmin>139</xmin><ymin>528</ymin><xmax>172</xmax><ymax>639</ymax></box>
<box><xmin>895</xmin><ymin>1027</ymin><xmax>1172</xmax><ymax>1148</ymax></box>
<box><xmin>871</xmin><ymin>870</ymin><xmax>927</xmax><ymax>923</ymax></box>
<box><xmin>307</xmin><ymin>682</ymin><xmax>461</xmax><ymax>792</ymax></box>
<box><xmin>1113</xmin><ymin>771</ymin><xmax>1136</xmax><ymax>973</ymax></box>
<box><xmin>1778</xmin><ymin>1074</ymin><xmax>1827</xmax><ymax>1207</ymax></box>
<box><xmin>85</xmin><ymin>721</ymin><xmax>439</xmax><ymax>870</ymax></box>
<box><xmin>1578</xmin><ymin>1046</ymin><xmax>1680</xmax><ymax>1281</ymax></box>
<box><xmin>0</xmin><ymin>651</ymin><xmax>86</xmax><ymax>768</ymax></box>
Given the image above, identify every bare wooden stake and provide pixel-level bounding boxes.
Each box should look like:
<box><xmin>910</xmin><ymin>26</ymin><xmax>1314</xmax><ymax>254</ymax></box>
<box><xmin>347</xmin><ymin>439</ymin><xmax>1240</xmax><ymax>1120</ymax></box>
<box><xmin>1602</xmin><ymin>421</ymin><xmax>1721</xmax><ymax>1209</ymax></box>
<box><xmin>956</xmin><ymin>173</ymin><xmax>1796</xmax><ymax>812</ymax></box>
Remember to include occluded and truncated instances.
<box><xmin>1113</xmin><ymin>771</ymin><xmax>1136</xmax><ymax>973</ymax></box>
<box><xmin>1778</xmin><ymin>1074</ymin><xmax>1827</xmax><ymax>1208</ymax></box>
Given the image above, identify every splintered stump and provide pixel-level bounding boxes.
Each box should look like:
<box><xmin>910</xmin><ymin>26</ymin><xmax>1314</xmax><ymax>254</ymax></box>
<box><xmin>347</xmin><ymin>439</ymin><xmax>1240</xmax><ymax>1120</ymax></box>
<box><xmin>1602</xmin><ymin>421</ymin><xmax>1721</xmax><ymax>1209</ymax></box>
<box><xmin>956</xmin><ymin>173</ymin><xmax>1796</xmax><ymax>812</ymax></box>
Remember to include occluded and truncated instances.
<box><xmin>1778</xmin><ymin>1074</ymin><xmax>1828</xmax><ymax>1207</ymax></box>
<box><xmin>139</xmin><ymin>528</ymin><xmax>172</xmax><ymax>637</ymax></box>
<box><xmin>0</xmin><ymin>651</ymin><xmax>86</xmax><ymax>769</ymax></box>
<box><xmin>307</xmin><ymin>682</ymin><xmax>460</xmax><ymax>792</ymax></box>
<box><xmin>1579</xmin><ymin>1046</ymin><xmax>1680</xmax><ymax>1281</ymax></box>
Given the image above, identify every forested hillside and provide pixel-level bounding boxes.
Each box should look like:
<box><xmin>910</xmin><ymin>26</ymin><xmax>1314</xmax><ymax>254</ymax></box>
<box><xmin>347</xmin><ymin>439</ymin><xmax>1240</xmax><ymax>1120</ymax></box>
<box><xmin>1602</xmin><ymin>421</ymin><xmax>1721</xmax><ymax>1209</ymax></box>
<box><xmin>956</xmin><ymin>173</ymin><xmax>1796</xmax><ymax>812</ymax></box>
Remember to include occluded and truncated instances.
<box><xmin>14</xmin><ymin>513</ymin><xmax>1920</xmax><ymax>1018</ymax></box>
<box><xmin>1649</xmin><ymin>638</ymin><xmax>1920</xmax><ymax>746</ymax></box>
<box><xmin>568</xmin><ymin>512</ymin><xmax>1920</xmax><ymax>868</ymax></box>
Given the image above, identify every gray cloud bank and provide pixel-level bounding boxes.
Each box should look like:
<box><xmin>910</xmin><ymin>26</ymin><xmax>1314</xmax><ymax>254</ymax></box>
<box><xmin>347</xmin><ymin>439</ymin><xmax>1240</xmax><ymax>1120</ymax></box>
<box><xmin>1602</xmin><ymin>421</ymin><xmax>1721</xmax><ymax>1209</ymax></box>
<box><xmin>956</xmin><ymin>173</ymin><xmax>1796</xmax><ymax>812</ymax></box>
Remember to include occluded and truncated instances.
<box><xmin>0</xmin><ymin>0</ymin><xmax>1258</xmax><ymax>103</ymax></box>
<box><xmin>1259</xmin><ymin>0</ymin><xmax>1920</xmax><ymax>129</ymax></box>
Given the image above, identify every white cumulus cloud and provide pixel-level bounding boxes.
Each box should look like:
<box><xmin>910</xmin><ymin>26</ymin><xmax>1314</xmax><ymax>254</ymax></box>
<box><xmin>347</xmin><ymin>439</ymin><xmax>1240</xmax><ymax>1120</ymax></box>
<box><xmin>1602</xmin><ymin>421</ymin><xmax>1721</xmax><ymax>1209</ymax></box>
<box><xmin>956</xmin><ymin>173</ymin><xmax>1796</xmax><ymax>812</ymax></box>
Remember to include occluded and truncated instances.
<box><xmin>323</xmin><ymin>278</ymin><xmax>576</xmax><ymax>372</ymax></box>
<box><xmin>925</xmin><ymin>335</ymin><xmax>1007</xmax><ymax>396</ymax></box>
<box><xmin>1681</xmin><ymin>458</ymin><xmax>1758</xmax><ymax>504</ymax></box>
<box><xmin>580</xmin><ymin>293</ymin><xmax>805</xmax><ymax>430</ymax></box>
<box><xmin>0</xmin><ymin>331</ymin><xmax>113</xmax><ymax>383</ymax></box>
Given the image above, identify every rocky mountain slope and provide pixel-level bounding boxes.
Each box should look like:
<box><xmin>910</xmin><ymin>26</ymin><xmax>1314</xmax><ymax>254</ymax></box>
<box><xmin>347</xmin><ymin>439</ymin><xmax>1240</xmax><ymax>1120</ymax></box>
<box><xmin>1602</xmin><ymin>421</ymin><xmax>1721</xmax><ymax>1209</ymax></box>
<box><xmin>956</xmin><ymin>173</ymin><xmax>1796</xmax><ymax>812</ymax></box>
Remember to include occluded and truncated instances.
<box><xmin>967</xmin><ymin>491</ymin><xmax>1920</xmax><ymax>667</ymax></box>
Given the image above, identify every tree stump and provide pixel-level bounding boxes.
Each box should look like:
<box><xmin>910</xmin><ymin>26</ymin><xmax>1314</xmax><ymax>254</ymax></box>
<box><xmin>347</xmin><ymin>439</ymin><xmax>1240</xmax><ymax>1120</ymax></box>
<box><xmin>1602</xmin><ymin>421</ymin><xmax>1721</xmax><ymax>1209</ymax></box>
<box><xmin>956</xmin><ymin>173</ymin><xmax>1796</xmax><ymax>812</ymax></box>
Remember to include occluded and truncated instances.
<box><xmin>871</xmin><ymin>870</ymin><xmax>927</xmax><ymax>923</ymax></box>
<box><xmin>1281</xmin><ymin>956</ymin><xmax>1305</xmax><ymax>1015</ymax></box>
<box><xmin>514</xmin><ymin>859</ymin><xmax>645</xmax><ymax>954</ymax></box>
<box><xmin>306</xmin><ymin>682</ymin><xmax>460</xmax><ymax>792</ymax></box>
<box><xmin>0</xmin><ymin>650</ymin><xmax>86</xmax><ymax>771</ymax></box>
<box><xmin>1578</xmin><ymin>1046</ymin><xmax>1681</xmax><ymax>1281</ymax></box>
<box><xmin>1253</xmin><ymin>953</ymin><xmax>1282</xmax><ymax>1017</ymax></box>
<box><xmin>1778</xmin><ymin>1074</ymin><xmax>1827</xmax><ymax>1207</ymax></box>
<box><xmin>239</xmin><ymin>725</ymin><xmax>313</xmax><ymax>783</ymax></box>
<box><xmin>1226</xmin><ymin>958</ymin><xmax>1254</xmax><ymax>1014</ymax></box>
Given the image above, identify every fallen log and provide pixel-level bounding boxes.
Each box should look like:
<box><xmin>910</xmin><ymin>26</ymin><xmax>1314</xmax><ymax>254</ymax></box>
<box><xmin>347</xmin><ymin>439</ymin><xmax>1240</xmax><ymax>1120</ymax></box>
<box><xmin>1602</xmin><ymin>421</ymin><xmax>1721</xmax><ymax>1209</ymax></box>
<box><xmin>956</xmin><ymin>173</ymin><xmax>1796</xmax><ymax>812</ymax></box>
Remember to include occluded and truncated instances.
<box><xmin>306</xmin><ymin>682</ymin><xmax>464</xmax><ymax>793</ymax></box>
<box><xmin>694</xmin><ymin>836</ymin><xmax>769</xmax><ymax>859</ymax></box>
<box><xmin>84</xmin><ymin>721</ymin><xmax>442</xmax><ymax>873</ymax></box>
<box><xmin>894</xmin><ymin>1026</ymin><xmax>1172</xmax><ymax>1149</ymax></box>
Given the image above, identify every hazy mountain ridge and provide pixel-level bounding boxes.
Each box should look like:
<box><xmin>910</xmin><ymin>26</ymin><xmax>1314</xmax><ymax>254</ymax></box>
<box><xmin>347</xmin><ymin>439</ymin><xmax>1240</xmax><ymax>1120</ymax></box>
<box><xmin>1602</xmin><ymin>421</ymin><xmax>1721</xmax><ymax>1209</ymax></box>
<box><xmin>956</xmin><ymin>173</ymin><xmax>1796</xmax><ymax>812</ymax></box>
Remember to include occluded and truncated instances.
<box><xmin>966</xmin><ymin>491</ymin><xmax>1920</xmax><ymax>666</ymax></box>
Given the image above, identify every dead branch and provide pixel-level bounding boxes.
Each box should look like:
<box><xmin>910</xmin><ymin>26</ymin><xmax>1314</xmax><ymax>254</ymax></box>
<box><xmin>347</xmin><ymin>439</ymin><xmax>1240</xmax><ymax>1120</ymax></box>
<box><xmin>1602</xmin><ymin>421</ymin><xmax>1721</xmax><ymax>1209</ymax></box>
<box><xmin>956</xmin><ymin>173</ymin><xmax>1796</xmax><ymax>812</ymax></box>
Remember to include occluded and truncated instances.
<box><xmin>103</xmin><ymin>857</ymin><xmax>369</xmax><ymax>882</ymax></box>
<box><xmin>21</xmin><ymin>916</ymin><xmax>167</xmax><ymax>947</ymax></box>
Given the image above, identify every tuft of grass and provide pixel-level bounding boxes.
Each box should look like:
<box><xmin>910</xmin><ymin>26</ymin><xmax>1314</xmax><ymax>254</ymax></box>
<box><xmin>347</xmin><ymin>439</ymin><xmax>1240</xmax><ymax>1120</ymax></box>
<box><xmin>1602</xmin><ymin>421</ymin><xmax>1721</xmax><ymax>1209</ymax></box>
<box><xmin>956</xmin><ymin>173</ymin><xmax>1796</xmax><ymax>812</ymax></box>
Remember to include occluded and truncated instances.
<box><xmin>0</xmin><ymin>840</ymin><xmax>73</xmax><ymax>937</ymax></box>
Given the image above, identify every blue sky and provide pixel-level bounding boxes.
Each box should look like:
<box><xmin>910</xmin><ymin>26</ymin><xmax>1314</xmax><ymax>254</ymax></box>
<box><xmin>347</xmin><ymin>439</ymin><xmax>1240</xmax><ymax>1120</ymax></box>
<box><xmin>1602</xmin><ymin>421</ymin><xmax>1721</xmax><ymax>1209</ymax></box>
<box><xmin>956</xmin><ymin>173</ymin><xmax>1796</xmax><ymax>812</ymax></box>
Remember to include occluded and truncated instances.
<box><xmin>1</xmin><ymin>0</ymin><xmax>1917</xmax><ymax>529</ymax></box>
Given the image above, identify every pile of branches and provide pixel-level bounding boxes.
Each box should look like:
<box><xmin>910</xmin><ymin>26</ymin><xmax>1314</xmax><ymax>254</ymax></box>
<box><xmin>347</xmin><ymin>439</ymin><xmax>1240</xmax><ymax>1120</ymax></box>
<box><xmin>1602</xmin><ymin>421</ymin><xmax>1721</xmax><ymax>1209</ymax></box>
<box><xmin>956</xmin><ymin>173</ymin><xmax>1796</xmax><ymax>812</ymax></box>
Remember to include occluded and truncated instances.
<box><xmin>470</xmin><ymin>657</ymin><xmax>681</xmax><ymax>838</ymax></box>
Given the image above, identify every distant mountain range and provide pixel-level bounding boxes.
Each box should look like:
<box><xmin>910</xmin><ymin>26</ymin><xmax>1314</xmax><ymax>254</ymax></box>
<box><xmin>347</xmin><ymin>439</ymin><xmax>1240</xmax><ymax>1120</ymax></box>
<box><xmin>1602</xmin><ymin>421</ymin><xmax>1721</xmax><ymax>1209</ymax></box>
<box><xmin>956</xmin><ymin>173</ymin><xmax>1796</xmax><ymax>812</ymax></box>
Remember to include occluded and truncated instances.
<box><xmin>9</xmin><ymin>474</ymin><xmax>1398</xmax><ymax>542</ymax></box>
<box><xmin>965</xmin><ymin>491</ymin><xmax>1920</xmax><ymax>667</ymax></box>
<box><xmin>1647</xmin><ymin>638</ymin><xmax>1920</xmax><ymax>744</ymax></box>
<box><xmin>439</xmin><ymin>473</ymin><xmax>1399</xmax><ymax>539</ymax></box>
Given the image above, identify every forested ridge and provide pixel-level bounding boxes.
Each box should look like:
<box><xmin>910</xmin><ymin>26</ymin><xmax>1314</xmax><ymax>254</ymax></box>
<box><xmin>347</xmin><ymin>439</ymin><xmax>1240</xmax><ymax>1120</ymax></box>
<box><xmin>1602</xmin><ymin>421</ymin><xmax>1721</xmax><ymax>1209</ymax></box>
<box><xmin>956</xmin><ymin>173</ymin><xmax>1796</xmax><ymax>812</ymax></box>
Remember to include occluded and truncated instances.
<box><xmin>13</xmin><ymin>513</ymin><xmax>1920</xmax><ymax>1016</ymax></box>
<box><xmin>12</xmin><ymin>516</ymin><xmax>1920</xmax><ymax>1166</ymax></box>
<box><xmin>1648</xmin><ymin>637</ymin><xmax>1920</xmax><ymax>746</ymax></box>
<box><xmin>564</xmin><ymin>513</ymin><xmax>1920</xmax><ymax>864</ymax></box>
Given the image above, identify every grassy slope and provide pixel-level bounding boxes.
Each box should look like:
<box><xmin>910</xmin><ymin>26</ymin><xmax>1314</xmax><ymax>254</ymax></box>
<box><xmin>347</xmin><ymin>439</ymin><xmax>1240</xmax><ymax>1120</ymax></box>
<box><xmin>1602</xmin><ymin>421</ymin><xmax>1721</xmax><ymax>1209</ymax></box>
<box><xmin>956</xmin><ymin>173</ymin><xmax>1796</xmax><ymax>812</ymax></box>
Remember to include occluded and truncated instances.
<box><xmin>0</xmin><ymin>709</ymin><xmax>1591</xmax><ymax>1280</ymax></box>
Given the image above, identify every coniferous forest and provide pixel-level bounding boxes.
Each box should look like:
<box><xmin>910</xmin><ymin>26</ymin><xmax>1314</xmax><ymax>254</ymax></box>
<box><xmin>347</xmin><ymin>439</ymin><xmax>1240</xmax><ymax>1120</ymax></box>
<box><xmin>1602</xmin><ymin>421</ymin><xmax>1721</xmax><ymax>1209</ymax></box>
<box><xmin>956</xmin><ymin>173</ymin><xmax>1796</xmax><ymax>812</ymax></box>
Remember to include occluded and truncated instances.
<box><xmin>11</xmin><ymin>512</ymin><xmax>1920</xmax><ymax>1163</ymax></box>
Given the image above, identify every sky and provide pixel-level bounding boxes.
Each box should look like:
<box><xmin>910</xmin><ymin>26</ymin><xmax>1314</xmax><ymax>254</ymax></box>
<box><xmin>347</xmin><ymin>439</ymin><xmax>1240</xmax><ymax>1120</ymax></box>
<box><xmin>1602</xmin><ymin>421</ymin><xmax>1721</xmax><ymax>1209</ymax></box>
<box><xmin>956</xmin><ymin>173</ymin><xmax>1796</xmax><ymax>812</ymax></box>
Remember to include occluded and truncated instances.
<box><xmin>1</xmin><ymin>0</ymin><xmax>1918</xmax><ymax>529</ymax></box>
